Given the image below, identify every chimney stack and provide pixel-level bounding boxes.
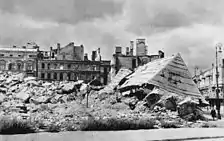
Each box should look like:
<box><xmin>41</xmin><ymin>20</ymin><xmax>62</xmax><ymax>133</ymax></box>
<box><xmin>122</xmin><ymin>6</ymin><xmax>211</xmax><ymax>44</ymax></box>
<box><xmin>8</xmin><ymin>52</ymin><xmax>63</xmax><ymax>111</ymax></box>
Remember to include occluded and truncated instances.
<box><xmin>84</xmin><ymin>53</ymin><xmax>88</xmax><ymax>61</ymax></box>
<box><xmin>130</xmin><ymin>41</ymin><xmax>134</xmax><ymax>56</ymax></box>
<box><xmin>96</xmin><ymin>48</ymin><xmax>101</xmax><ymax>61</ymax></box>
<box><xmin>126</xmin><ymin>47</ymin><xmax>130</xmax><ymax>56</ymax></box>
<box><xmin>50</xmin><ymin>47</ymin><xmax>53</xmax><ymax>58</ymax></box>
<box><xmin>57</xmin><ymin>43</ymin><xmax>60</xmax><ymax>53</ymax></box>
<box><xmin>92</xmin><ymin>51</ymin><xmax>97</xmax><ymax>61</ymax></box>
<box><xmin>115</xmin><ymin>46</ymin><xmax>122</xmax><ymax>55</ymax></box>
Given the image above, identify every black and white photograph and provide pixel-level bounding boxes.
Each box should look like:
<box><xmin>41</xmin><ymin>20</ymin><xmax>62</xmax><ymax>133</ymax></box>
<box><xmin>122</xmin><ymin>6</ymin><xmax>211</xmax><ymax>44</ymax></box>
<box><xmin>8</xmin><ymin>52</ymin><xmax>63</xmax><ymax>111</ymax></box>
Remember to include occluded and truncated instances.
<box><xmin>0</xmin><ymin>0</ymin><xmax>224</xmax><ymax>140</ymax></box>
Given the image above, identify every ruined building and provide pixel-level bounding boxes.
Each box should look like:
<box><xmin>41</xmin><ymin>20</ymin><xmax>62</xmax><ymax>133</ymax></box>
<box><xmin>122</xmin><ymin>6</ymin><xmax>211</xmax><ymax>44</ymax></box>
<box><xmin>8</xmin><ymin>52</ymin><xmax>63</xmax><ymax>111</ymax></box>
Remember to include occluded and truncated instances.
<box><xmin>0</xmin><ymin>42</ymin><xmax>111</xmax><ymax>84</ymax></box>
<box><xmin>111</xmin><ymin>38</ymin><xmax>164</xmax><ymax>78</ymax></box>
<box><xmin>193</xmin><ymin>46</ymin><xmax>224</xmax><ymax>105</ymax></box>
<box><xmin>0</xmin><ymin>45</ymin><xmax>39</xmax><ymax>76</ymax></box>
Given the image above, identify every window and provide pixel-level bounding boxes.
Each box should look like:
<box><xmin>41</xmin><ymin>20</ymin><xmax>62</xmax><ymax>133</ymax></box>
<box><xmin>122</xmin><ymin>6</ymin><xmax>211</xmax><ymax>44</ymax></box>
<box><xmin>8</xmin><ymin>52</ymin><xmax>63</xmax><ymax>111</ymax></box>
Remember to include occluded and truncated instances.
<box><xmin>60</xmin><ymin>73</ymin><xmax>63</xmax><ymax>80</ymax></box>
<box><xmin>41</xmin><ymin>73</ymin><xmax>45</xmax><ymax>79</ymax></box>
<box><xmin>27</xmin><ymin>63</ymin><xmax>33</xmax><ymax>71</ymax></box>
<box><xmin>54</xmin><ymin>73</ymin><xmax>57</xmax><ymax>80</ymax></box>
<box><xmin>42</xmin><ymin>63</ymin><xmax>45</xmax><ymax>69</ymax></box>
<box><xmin>18</xmin><ymin>55</ymin><xmax>21</xmax><ymax>57</ymax></box>
<box><xmin>0</xmin><ymin>54</ymin><xmax>4</xmax><ymax>57</ymax></box>
<box><xmin>10</xmin><ymin>54</ymin><xmax>13</xmax><ymax>57</ymax></box>
<box><xmin>8</xmin><ymin>63</ymin><xmax>15</xmax><ymax>70</ymax></box>
<box><xmin>47</xmin><ymin>63</ymin><xmax>50</xmax><ymax>69</ymax></box>
<box><xmin>17</xmin><ymin>63</ymin><xmax>22</xmax><ymax>71</ymax></box>
<box><xmin>28</xmin><ymin>55</ymin><xmax>36</xmax><ymax>58</ymax></box>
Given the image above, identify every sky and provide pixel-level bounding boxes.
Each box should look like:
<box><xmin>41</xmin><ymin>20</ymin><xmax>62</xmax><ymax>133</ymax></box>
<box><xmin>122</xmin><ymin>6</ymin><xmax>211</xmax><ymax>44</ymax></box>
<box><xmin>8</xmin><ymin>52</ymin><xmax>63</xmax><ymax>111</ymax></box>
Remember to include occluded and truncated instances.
<box><xmin>0</xmin><ymin>0</ymin><xmax>224</xmax><ymax>74</ymax></box>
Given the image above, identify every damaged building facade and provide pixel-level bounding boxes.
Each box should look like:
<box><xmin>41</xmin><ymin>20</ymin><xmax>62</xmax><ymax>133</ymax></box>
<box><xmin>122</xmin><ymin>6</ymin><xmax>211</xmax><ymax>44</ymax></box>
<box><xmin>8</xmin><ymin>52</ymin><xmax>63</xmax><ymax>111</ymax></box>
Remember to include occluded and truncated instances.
<box><xmin>193</xmin><ymin>46</ymin><xmax>224</xmax><ymax>103</ymax></box>
<box><xmin>0</xmin><ymin>45</ymin><xmax>39</xmax><ymax>76</ymax></box>
<box><xmin>0</xmin><ymin>43</ymin><xmax>111</xmax><ymax>84</ymax></box>
<box><xmin>111</xmin><ymin>39</ymin><xmax>164</xmax><ymax>78</ymax></box>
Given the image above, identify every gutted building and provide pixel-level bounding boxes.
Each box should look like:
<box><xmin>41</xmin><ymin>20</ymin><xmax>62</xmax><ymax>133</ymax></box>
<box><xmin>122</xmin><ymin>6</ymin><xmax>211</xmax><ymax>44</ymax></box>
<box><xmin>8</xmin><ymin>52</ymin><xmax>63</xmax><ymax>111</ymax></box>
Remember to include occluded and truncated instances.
<box><xmin>37</xmin><ymin>42</ymin><xmax>111</xmax><ymax>84</ymax></box>
<box><xmin>111</xmin><ymin>39</ymin><xmax>165</xmax><ymax>78</ymax></box>
<box><xmin>0</xmin><ymin>42</ymin><xmax>111</xmax><ymax>84</ymax></box>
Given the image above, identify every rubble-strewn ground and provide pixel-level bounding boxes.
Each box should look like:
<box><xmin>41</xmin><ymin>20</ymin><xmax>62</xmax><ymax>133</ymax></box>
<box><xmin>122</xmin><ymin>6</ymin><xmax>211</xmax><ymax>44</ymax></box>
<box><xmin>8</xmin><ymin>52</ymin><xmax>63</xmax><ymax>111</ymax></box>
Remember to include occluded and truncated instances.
<box><xmin>0</xmin><ymin>72</ymin><xmax>218</xmax><ymax>134</ymax></box>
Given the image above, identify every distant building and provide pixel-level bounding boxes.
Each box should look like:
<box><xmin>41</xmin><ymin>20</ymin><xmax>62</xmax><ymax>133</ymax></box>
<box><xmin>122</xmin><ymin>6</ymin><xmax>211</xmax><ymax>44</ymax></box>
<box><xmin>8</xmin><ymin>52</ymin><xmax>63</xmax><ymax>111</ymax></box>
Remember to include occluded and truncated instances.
<box><xmin>193</xmin><ymin>46</ymin><xmax>224</xmax><ymax>105</ymax></box>
<box><xmin>0</xmin><ymin>45</ymin><xmax>38</xmax><ymax>76</ymax></box>
<box><xmin>37</xmin><ymin>42</ymin><xmax>110</xmax><ymax>84</ymax></box>
<box><xmin>111</xmin><ymin>39</ymin><xmax>164</xmax><ymax>78</ymax></box>
<box><xmin>0</xmin><ymin>42</ymin><xmax>111</xmax><ymax>84</ymax></box>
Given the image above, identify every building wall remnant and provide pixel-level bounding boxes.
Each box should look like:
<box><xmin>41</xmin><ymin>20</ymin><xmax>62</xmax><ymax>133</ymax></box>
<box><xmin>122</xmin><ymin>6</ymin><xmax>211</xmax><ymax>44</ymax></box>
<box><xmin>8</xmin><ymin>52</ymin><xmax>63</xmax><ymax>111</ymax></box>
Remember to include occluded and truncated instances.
<box><xmin>111</xmin><ymin>38</ymin><xmax>165</xmax><ymax>79</ymax></box>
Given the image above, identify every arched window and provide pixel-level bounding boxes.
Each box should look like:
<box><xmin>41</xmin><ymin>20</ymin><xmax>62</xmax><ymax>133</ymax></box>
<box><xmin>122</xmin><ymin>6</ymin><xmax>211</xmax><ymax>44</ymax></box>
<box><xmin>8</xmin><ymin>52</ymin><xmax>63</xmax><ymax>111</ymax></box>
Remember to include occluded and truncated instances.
<box><xmin>8</xmin><ymin>63</ymin><xmax>15</xmax><ymax>71</ymax></box>
<box><xmin>27</xmin><ymin>61</ymin><xmax>33</xmax><ymax>71</ymax></box>
<box><xmin>17</xmin><ymin>63</ymin><xmax>22</xmax><ymax>71</ymax></box>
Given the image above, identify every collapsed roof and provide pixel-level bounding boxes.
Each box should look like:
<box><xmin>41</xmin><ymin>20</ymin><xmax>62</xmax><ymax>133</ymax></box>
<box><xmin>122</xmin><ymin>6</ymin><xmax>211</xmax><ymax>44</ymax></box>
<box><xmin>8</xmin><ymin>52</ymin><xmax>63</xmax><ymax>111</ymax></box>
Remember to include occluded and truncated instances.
<box><xmin>99</xmin><ymin>68</ymin><xmax>132</xmax><ymax>94</ymax></box>
<box><xmin>119</xmin><ymin>53</ymin><xmax>202</xmax><ymax>98</ymax></box>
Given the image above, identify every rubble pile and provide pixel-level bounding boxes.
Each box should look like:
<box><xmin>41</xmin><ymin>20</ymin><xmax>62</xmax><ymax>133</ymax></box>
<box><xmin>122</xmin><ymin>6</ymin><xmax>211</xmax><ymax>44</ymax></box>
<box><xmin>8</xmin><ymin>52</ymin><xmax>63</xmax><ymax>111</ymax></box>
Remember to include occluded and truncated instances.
<box><xmin>0</xmin><ymin>54</ymin><xmax>211</xmax><ymax>133</ymax></box>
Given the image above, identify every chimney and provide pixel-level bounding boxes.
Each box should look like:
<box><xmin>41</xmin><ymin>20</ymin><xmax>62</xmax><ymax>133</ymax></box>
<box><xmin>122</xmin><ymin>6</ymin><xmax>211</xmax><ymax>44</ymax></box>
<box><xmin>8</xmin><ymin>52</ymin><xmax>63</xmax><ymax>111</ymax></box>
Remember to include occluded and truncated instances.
<box><xmin>50</xmin><ymin>47</ymin><xmax>53</xmax><ymax>58</ymax></box>
<box><xmin>57</xmin><ymin>43</ymin><xmax>60</xmax><ymax>53</ymax></box>
<box><xmin>126</xmin><ymin>47</ymin><xmax>129</xmax><ymax>56</ymax></box>
<box><xmin>13</xmin><ymin>45</ymin><xmax>16</xmax><ymax>48</ymax></box>
<box><xmin>115</xmin><ymin>46</ymin><xmax>122</xmax><ymax>55</ymax></box>
<box><xmin>96</xmin><ymin>48</ymin><xmax>101</xmax><ymax>61</ymax></box>
<box><xmin>92</xmin><ymin>51</ymin><xmax>97</xmax><ymax>61</ymax></box>
<box><xmin>130</xmin><ymin>41</ymin><xmax>134</xmax><ymax>56</ymax></box>
<box><xmin>84</xmin><ymin>53</ymin><xmax>88</xmax><ymax>61</ymax></box>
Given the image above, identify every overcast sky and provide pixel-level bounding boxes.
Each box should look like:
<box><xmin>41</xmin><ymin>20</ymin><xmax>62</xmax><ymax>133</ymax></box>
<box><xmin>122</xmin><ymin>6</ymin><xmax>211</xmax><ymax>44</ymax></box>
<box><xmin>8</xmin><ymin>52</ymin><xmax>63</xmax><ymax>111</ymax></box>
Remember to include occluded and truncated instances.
<box><xmin>0</xmin><ymin>0</ymin><xmax>223</xmax><ymax>74</ymax></box>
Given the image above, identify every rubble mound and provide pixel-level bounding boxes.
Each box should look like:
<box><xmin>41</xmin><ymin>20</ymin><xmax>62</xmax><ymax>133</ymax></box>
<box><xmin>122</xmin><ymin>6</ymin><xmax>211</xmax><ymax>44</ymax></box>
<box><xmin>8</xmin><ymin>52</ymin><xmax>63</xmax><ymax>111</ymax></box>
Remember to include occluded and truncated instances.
<box><xmin>0</xmin><ymin>71</ymin><xmax>211</xmax><ymax>133</ymax></box>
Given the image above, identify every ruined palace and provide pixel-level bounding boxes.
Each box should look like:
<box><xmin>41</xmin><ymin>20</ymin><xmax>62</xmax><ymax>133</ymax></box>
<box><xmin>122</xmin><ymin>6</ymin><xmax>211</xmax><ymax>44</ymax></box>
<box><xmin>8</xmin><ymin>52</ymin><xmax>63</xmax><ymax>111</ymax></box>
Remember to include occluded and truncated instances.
<box><xmin>0</xmin><ymin>42</ymin><xmax>111</xmax><ymax>84</ymax></box>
